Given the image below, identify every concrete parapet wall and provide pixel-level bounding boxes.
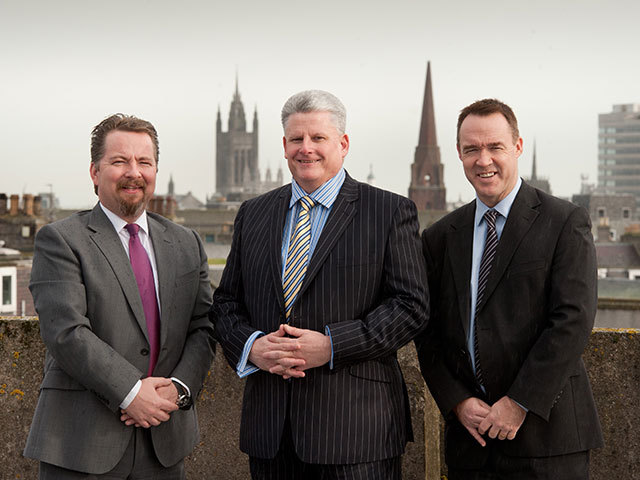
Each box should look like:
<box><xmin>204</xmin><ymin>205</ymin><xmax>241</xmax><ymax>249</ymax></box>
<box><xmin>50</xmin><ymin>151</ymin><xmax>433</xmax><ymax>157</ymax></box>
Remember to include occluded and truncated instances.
<box><xmin>1</xmin><ymin>317</ymin><xmax>638</xmax><ymax>479</ymax></box>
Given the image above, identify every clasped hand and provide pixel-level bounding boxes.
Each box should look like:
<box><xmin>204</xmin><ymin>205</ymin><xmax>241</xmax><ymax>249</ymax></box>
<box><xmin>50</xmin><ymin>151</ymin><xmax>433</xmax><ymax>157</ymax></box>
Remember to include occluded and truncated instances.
<box><xmin>249</xmin><ymin>324</ymin><xmax>331</xmax><ymax>379</ymax></box>
<box><xmin>454</xmin><ymin>395</ymin><xmax>527</xmax><ymax>447</ymax></box>
<box><xmin>120</xmin><ymin>377</ymin><xmax>179</xmax><ymax>428</ymax></box>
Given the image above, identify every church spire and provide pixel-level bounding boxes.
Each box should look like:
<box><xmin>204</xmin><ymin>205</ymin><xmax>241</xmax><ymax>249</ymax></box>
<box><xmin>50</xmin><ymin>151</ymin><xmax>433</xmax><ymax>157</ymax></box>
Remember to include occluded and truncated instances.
<box><xmin>531</xmin><ymin>139</ymin><xmax>538</xmax><ymax>180</ymax></box>
<box><xmin>417</xmin><ymin>61</ymin><xmax>437</xmax><ymax>147</ymax></box>
<box><xmin>408</xmin><ymin>61</ymin><xmax>446</xmax><ymax>211</ymax></box>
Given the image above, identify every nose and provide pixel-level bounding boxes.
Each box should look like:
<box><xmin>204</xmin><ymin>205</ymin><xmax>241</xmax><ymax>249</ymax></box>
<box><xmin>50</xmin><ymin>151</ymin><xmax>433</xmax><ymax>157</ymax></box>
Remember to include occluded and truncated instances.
<box><xmin>300</xmin><ymin>137</ymin><xmax>313</xmax><ymax>154</ymax></box>
<box><xmin>124</xmin><ymin>160</ymin><xmax>142</xmax><ymax>177</ymax></box>
<box><xmin>477</xmin><ymin>148</ymin><xmax>492</xmax><ymax>167</ymax></box>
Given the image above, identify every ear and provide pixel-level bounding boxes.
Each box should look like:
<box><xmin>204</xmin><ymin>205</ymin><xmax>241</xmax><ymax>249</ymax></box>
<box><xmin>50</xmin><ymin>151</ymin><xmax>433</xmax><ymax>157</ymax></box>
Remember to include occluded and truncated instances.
<box><xmin>340</xmin><ymin>134</ymin><xmax>350</xmax><ymax>158</ymax></box>
<box><xmin>456</xmin><ymin>143</ymin><xmax>462</xmax><ymax>160</ymax></box>
<box><xmin>515</xmin><ymin>137</ymin><xmax>523</xmax><ymax>158</ymax></box>
<box><xmin>282</xmin><ymin>136</ymin><xmax>288</xmax><ymax>158</ymax></box>
<box><xmin>89</xmin><ymin>162</ymin><xmax>99</xmax><ymax>187</ymax></box>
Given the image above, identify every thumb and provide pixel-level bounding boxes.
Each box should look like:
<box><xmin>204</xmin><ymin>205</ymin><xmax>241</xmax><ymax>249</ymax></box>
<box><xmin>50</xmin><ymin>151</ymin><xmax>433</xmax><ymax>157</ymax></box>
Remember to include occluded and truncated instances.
<box><xmin>283</xmin><ymin>324</ymin><xmax>304</xmax><ymax>337</ymax></box>
<box><xmin>148</xmin><ymin>377</ymin><xmax>173</xmax><ymax>387</ymax></box>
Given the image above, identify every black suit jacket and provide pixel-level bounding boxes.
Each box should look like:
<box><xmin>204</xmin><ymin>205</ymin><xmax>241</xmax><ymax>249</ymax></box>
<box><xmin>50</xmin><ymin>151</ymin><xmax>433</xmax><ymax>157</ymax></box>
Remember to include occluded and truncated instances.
<box><xmin>416</xmin><ymin>181</ymin><xmax>603</xmax><ymax>467</ymax></box>
<box><xmin>211</xmin><ymin>173</ymin><xmax>429</xmax><ymax>464</ymax></box>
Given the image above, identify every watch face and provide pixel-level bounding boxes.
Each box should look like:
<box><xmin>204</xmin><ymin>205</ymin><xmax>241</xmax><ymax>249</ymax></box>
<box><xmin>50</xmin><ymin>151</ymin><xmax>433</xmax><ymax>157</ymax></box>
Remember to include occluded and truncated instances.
<box><xmin>177</xmin><ymin>394</ymin><xmax>191</xmax><ymax>409</ymax></box>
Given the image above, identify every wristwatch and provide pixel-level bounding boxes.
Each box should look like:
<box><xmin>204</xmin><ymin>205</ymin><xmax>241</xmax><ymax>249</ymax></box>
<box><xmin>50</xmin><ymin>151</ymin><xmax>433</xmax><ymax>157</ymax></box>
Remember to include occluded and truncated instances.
<box><xmin>173</xmin><ymin>381</ymin><xmax>192</xmax><ymax>410</ymax></box>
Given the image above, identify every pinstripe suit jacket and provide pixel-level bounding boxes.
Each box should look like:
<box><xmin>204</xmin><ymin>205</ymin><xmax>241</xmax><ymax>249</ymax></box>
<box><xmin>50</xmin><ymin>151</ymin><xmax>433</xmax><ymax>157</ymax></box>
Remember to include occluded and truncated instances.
<box><xmin>211</xmin><ymin>174</ymin><xmax>429</xmax><ymax>463</ymax></box>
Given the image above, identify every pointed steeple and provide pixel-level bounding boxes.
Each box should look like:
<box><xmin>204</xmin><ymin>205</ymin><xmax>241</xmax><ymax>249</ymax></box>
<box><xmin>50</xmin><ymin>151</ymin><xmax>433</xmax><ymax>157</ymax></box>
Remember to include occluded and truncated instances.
<box><xmin>216</xmin><ymin>105</ymin><xmax>222</xmax><ymax>133</ymax></box>
<box><xmin>531</xmin><ymin>139</ymin><xmax>538</xmax><ymax>180</ymax></box>
<box><xmin>408</xmin><ymin>61</ymin><xmax>446</xmax><ymax>211</ymax></box>
<box><xmin>253</xmin><ymin>104</ymin><xmax>258</xmax><ymax>132</ymax></box>
<box><xmin>228</xmin><ymin>72</ymin><xmax>246</xmax><ymax>132</ymax></box>
<box><xmin>418</xmin><ymin>61</ymin><xmax>437</xmax><ymax>147</ymax></box>
<box><xmin>168</xmin><ymin>174</ymin><xmax>174</xmax><ymax>196</ymax></box>
<box><xmin>367</xmin><ymin>164</ymin><xmax>375</xmax><ymax>185</ymax></box>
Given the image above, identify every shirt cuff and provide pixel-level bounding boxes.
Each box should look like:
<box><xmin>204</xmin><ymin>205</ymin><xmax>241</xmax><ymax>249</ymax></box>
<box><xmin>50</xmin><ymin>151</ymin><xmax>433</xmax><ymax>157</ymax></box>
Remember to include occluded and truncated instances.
<box><xmin>513</xmin><ymin>399</ymin><xmax>529</xmax><ymax>413</ymax></box>
<box><xmin>237</xmin><ymin>330</ymin><xmax>265</xmax><ymax>378</ymax></box>
<box><xmin>324</xmin><ymin>325</ymin><xmax>334</xmax><ymax>369</ymax></box>
<box><xmin>120</xmin><ymin>379</ymin><xmax>141</xmax><ymax>409</ymax></box>
<box><xmin>170</xmin><ymin>377</ymin><xmax>191</xmax><ymax>398</ymax></box>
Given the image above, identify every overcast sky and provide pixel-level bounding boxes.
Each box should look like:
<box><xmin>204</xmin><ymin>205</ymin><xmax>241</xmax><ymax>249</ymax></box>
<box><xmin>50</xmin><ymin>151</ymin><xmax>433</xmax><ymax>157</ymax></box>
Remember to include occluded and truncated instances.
<box><xmin>1</xmin><ymin>0</ymin><xmax>639</xmax><ymax>209</ymax></box>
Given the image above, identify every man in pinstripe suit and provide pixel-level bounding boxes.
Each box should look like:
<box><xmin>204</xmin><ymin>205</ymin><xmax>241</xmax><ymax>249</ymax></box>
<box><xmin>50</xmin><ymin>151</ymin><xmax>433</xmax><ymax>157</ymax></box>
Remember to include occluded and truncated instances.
<box><xmin>211</xmin><ymin>90</ymin><xmax>429</xmax><ymax>479</ymax></box>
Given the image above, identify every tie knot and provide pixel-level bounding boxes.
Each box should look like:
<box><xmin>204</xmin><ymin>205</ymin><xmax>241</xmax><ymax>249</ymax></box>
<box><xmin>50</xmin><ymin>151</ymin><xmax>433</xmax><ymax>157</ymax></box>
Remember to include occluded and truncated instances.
<box><xmin>125</xmin><ymin>223</ymin><xmax>140</xmax><ymax>237</ymax></box>
<box><xmin>483</xmin><ymin>209</ymin><xmax>498</xmax><ymax>227</ymax></box>
<box><xmin>300</xmin><ymin>196</ymin><xmax>315</xmax><ymax>212</ymax></box>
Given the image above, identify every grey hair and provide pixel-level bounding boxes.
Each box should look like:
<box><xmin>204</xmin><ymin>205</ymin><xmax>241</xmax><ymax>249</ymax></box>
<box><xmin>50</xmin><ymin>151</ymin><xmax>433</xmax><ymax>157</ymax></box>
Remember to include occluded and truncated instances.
<box><xmin>281</xmin><ymin>90</ymin><xmax>347</xmax><ymax>134</ymax></box>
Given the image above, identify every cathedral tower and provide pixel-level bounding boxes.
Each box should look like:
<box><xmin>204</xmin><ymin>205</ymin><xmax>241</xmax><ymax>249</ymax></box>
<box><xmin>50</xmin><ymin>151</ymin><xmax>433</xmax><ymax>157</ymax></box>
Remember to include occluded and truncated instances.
<box><xmin>216</xmin><ymin>75</ymin><xmax>259</xmax><ymax>197</ymax></box>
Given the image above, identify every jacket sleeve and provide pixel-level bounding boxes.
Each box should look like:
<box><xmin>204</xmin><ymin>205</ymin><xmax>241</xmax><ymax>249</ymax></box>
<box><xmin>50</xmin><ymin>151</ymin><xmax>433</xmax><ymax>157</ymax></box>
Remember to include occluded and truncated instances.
<box><xmin>209</xmin><ymin>203</ymin><xmax>260</xmax><ymax>368</ymax></box>
<box><xmin>327</xmin><ymin>198</ymin><xmax>430</xmax><ymax>367</ymax></box>
<box><xmin>507</xmin><ymin>206</ymin><xmax>597</xmax><ymax>420</ymax></box>
<box><xmin>168</xmin><ymin>229</ymin><xmax>215</xmax><ymax>398</ymax></box>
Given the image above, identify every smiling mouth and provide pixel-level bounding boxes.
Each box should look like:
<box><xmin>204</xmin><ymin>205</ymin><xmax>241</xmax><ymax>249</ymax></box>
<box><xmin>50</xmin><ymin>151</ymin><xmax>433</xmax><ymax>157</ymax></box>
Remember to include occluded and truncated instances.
<box><xmin>478</xmin><ymin>172</ymin><xmax>496</xmax><ymax>178</ymax></box>
<box><xmin>297</xmin><ymin>158</ymin><xmax>320</xmax><ymax>164</ymax></box>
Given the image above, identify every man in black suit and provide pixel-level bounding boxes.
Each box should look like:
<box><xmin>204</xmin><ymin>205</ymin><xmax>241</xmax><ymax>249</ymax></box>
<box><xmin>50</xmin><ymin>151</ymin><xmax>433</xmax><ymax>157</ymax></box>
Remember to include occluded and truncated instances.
<box><xmin>211</xmin><ymin>90</ymin><xmax>428</xmax><ymax>479</ymax></box>
<box><xmin>416</xmin><ymin>99</ymin><xmax>603</xmax><ymax>479</ymax></box>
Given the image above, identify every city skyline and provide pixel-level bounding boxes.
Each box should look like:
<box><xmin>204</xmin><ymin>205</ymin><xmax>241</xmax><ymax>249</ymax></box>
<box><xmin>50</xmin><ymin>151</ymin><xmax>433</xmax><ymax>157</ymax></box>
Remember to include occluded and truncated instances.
<box><xmin>2</xmin><ymin>0</ymin><xmax>639</xmax><ymax>208</ymax></box>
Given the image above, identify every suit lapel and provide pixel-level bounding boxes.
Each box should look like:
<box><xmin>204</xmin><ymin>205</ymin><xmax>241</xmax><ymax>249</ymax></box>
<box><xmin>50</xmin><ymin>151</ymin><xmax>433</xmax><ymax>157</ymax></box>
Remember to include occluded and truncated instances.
<box><xmin>300</xmin><ymin>175</ymin><xmax>359</xmax><ymax>298</ymax></box>
<box><xmin>87</xmin><ymin>204</ymin><xmax>149</xmax><ymax>342</ymax></box>
<box><xmin>447</xmin><ymin>203</ymin><xmax>475</xmax><ymax>339</ymax></box>
<box><xmin>148</xmin><ymin>215</ymin><xmax>174</xmax><ymax>349</ymax></box>
<box><xmin>270</xmin><ymin>187</ymin><xmax>291</xmax><ymax>312</ymax></box>
<box><xmin>477</xmin><ymin>182</ymin><xmax>540</xmax><ymax>312</ymax></box>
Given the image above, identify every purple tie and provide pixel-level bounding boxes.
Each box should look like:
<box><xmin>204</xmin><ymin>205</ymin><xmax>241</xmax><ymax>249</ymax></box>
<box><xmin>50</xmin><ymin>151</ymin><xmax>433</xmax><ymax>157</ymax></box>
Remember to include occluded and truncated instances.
<box><xmin>125</xmin><ymin>223</ymin><xmax>160</xmax><ymax>376</ymax></box>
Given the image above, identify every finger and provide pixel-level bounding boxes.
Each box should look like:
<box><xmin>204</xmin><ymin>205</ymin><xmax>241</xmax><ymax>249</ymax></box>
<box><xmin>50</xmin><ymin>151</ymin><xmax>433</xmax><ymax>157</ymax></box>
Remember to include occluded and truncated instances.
<box><xmin>149</xmin><ymin>377</ymin><xmax>173</xmax><ymax>387</ymax></box>
<box><xmin>507</xmin><ymin>428</ymin><xmax>518</xmax><ymax>440</ymax></box>
<box><xmin>498</xmin><ymin>431</ymin><xmax>508</xmax><ymax>441</ymax></box>
<box><xmin>487</xmin><ymin>425</ymin><xmax>500</xmax><ymax>439</ymax></box>
<box><xmin>274</xmin><ymin>357</ymin><xmax>306</xmax><ymax>368</ymax></box>
<box><xmin>282</xmin><ymin>324</ymin><xmax>305</xmax><ymax>337</ymax></box>
<box><xmin>283</xmin><ymin>368</ymin><xmax>305</xmax><ymax>378</ymax></box>
<box><xmin>478</xmin><ymin>418</ymin><xmax>491</xmax><ymax>435</ymax></box>
<box><xmin>265</xmin><ymin>337</ymin><xmax>301</xmax><ymax>349</ymax></box>
<box><xmin>466</xmin><ymin>426</ymin><xmax>486</xmax><ymax>447</ymax></box>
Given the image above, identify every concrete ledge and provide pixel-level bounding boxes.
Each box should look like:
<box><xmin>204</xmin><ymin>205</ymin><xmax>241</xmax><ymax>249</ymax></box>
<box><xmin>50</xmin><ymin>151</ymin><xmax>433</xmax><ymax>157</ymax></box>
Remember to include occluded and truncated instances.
<box><xmin>2</xmin><ymin>318</ymin><xmax>638</xmax><ymax>479</ymax></box>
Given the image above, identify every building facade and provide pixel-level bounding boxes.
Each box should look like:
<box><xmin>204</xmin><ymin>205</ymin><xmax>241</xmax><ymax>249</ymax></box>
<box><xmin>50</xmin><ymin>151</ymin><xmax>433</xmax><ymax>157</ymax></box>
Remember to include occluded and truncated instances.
<box><xmin>598</xmin><ymin>104</ymin><xmax>640</xmax><ymax>205</ymax></box>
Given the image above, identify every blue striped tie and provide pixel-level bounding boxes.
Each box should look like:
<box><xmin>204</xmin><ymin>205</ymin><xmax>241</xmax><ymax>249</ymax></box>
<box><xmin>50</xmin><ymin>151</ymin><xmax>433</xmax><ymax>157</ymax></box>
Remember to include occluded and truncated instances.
<box><xmin>474</xmin><ymin>208</ymin><xmax>499</xmax><ymax>386</ymax></box>
<box><xmin>283</xmin><ymin>196</ymin><xmax>316</xmax><ymax>320</ymax></box>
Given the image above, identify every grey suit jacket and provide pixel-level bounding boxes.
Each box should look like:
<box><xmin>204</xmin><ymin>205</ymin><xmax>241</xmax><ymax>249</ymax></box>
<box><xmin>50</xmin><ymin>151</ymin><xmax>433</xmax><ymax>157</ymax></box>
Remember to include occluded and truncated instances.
<box><xmin>211</xmin><ymin>174</ymin><xmax>429</xmax><ymax>464</ymax></box>
<box><xmin>416</xmin><ymin>181</ymin><xmax>603</xmax><ymax>468</ymax></box>
<box><xmin>24</xmin><ymin>204</ymin><xmax>214</xmax><ymax>474</ymax></box>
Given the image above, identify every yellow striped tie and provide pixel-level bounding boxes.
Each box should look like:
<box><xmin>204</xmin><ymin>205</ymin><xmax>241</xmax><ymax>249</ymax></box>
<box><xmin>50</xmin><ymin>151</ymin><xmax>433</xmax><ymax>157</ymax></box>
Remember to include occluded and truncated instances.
<box><xmin>283</xmin><ymin>196</ymin><xmax>315</xmax><ymax>320</ymax></box>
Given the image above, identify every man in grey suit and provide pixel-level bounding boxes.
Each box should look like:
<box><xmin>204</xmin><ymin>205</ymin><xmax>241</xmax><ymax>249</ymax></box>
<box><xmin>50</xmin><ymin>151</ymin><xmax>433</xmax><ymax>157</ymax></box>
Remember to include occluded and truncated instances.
<box><xmin>211</xmin><ymin>90</ymin><xmax>429</xmax><ymax>479</ymax></box>
<box><xmin>416</xmin><ymin>99</ymin><xmax>602</xmax><ymax>479</ymax></box>
<box><xmin>24</xmin><ymin>114</ymin><xmax>214</xmax><ymax>478</ymax></box>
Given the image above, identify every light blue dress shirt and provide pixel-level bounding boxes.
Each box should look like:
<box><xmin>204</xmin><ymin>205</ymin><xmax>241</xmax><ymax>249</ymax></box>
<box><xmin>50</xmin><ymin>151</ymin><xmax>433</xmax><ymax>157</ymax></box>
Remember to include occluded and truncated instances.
<box><xmin>468</xmin><ymin>177</ymin><xmax>522</xmax><ymax>376</ymax></box>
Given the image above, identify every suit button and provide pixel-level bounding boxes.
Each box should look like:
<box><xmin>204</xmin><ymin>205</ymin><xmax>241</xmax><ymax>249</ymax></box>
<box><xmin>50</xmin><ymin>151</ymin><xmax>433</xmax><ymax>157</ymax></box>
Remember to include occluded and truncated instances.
<box><xmin>140</xmin><ymin>348</ymin><xmax>149</xmax><ymax>356</ymax></box>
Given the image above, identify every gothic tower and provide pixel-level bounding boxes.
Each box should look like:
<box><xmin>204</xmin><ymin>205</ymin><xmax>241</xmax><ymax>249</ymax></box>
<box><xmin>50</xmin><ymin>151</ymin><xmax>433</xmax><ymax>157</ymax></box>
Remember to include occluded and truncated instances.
<box><xmin>408</xmin><ymin>61</ymin><xmax>446</xmax><ymax>211</ymax></box>
<box><xmin>215</xmin><ymin>75</ymin><xmax>259</xmax><ymax>197</ymax></box>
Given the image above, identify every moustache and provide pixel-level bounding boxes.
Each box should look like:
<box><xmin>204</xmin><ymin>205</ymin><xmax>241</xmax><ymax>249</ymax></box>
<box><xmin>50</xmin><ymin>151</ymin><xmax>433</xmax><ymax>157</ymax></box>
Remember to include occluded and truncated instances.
<box><xmin>117</xmin><ymin>180</ymin><xmax>146</xmax><ymax>190</ymax></box>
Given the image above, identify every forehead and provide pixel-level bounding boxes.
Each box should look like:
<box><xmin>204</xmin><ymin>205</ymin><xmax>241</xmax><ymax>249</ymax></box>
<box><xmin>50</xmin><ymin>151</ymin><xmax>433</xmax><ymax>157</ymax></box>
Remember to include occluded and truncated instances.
<box><xmin>284</xmin><ymin>111</ymin><xmax>337</xmax><ymax>134</ymax></box>
<box><xmin>459</xmin><ymin>113</ymin><xmax>513</xmax><ymax>145</ymax></box>
<box><xmin>103</xmin><ymin>130</ymin><xmax>154</xmax><ymax>154</ymax></box>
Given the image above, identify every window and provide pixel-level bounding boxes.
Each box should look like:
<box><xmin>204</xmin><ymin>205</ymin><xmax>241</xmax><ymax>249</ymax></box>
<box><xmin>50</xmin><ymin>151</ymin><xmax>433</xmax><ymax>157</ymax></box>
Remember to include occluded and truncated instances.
<box><xmin>598</xmin><ymin>208</ymin><xmax>606</xmax><ymax>218</ymax></box>
<box><xmin>205</xmin><ymin>234</ymin><xmax>215</xmax><ymax>243</ymax></box>
<box><xmin>0</xmin><ymin>267</ymin><xmax>17</xmax><ymax>314</ymax></box>
<box><xmin>623</xmin><ymin>208</ymin><xmax>630</xmax><ymax>219</ymax></box>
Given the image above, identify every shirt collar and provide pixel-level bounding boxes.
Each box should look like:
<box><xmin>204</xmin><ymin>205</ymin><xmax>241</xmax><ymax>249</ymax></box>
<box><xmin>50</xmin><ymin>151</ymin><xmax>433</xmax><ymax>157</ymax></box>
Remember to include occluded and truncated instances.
<box><xmin>289</xmin><ymin>168</ymin><xmax>346</xmax><ymax>209</ymax></box>
<box><xmin>99</xmin><ymin>202</ymin><xmax>149</xmax><ymax>235</ymax></box>
<box><xmin>474</xmin><ymin>177</ymin><xmax>522</xmax><ymax>226</ymax></box>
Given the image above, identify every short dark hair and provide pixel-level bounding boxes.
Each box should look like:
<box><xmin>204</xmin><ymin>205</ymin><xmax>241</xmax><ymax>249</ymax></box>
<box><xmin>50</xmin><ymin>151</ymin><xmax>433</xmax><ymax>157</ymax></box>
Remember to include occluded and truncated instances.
<box><xmin>456</xmin><ymin>99</ymin><xmax>519</xmax><ymax>146</ymax></box>
<box><xmin>90</xmin><ymin>113</ymin><xmax>159</xmax><ymax>166</ymax></box>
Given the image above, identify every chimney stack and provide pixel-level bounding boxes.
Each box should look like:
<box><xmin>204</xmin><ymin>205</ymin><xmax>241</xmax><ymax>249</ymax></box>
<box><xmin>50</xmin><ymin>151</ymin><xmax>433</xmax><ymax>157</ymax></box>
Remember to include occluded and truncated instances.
<box><xmin>23</xmin><ymin>194</ymin><xmax>34</xmax><ymax>216</ymax></box>
<box><xmin>9</xmin><ymin>194</ymin><xmax>19</xmax><ymax>215</ymax></box>
<box><xmin>0</xmin><ymin>194</ymin><xmax>7</xmax><ymax>214</ymax></box>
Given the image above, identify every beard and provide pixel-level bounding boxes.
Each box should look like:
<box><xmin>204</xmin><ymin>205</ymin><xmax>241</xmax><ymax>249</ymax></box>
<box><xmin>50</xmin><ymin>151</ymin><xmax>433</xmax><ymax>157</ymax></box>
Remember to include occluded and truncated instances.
<box><xmin>117</xmin><ymin>179</ymin><xmax>150</xmax><ymax>219</ymax></box>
